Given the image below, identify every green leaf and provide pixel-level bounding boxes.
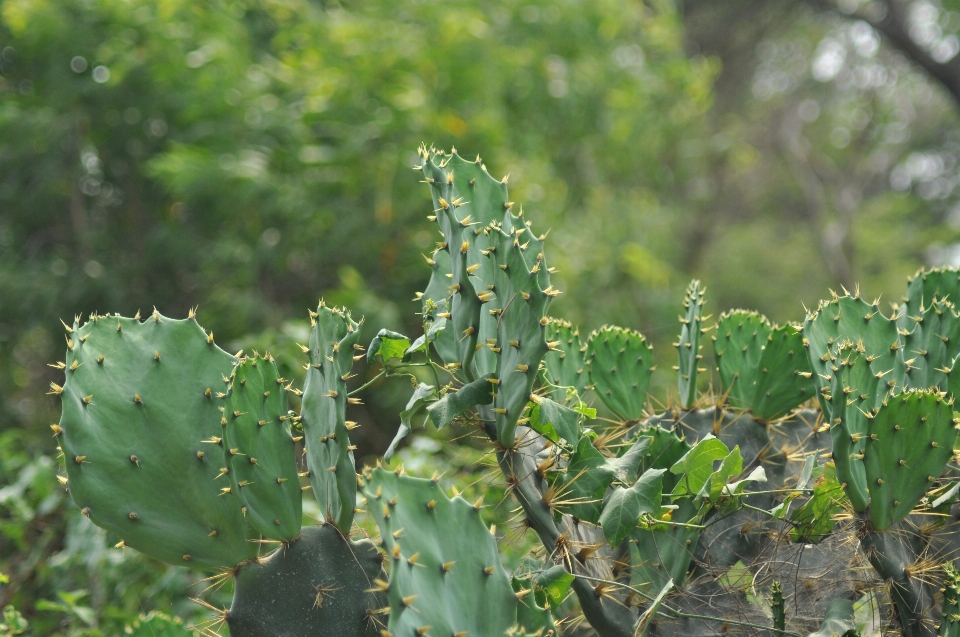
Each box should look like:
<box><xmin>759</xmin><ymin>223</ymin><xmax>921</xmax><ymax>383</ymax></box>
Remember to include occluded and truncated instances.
<box><xmin>605</xmin><ymin>435</ymin><xmax>651</xmax><ymax>484</ymax></box>
<box><xmin>366</xmin><ymin>328</ymin><xmax>411</xmax><ymax>364</ymax></box>
<box><xmin>598</xmin><ymin>468</ymin><xmax>665</xmax><ymax>546</ymax></box>
<box><xmin>698</xmin><ymin>446</ymin><xmax>743</xmax><ymax>503</ymax></box>
<box><xmin>534</xmin><ymin>565</ymin><xmax>575</xmax><ymax>608</ymax></box>
<box><xmin>384</xmin><ymin>383</ymin><xmax>438</xmax><ymax>460</ymax></box>
<box><xmin>548</xmin><ymin>435</ymin><xmax>617</xmax><ymax>523</ymax></box>
<box><xmin>670</xmin><ymin>435</ymin><xmax>729</xmax><ymax>496</ymax></box>
<box><xmin>528</xmin><ymin>397</ymin><xmax>581</xmax><ymax>444</ymax></box>
<box><xmin>635</xmin><ymin>578</ymin><xmax>675</xmax><ymax>637</ymax></box>
<box><xmin>425</xmin><ymin>375</ymin><xmax>493</xmax><ymax>429</ymax></box>
<box><xmin>790</xmin><ymin>462</ymin><xmax>844</xmax><ymax>544</ymax></box>
<box><xmin>806</xmin><ymin>599</ymin><xmax>859</xmax><ymax>637</ymax></box>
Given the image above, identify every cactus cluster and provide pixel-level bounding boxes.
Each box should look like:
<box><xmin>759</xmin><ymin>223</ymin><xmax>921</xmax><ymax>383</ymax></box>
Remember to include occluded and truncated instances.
<box><xmin>49</xmin><ymin>147</ymin><xmax>960</xmax><ymax>637</ymax></box>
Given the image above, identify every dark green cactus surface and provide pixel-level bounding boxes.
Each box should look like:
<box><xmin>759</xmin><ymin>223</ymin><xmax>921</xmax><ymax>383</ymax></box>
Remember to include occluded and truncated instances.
<box><xmin>227</xmin><ymin>525</ymin><xmax>385</xmax><ymax>637</ymax></box>
<box><xmin>57</xmin><ymin>312</ymin><xmax>258</xmax><ymax>569</ymax></box>
<box><xmin>941</xmin><ymin>563</ymin><xmax>960</xmax><ymax>637</ymax></box>
<box><xmin>300</xmin><ymin>302</ymin><xmax>362</xmax><ymax>532</ymax></box>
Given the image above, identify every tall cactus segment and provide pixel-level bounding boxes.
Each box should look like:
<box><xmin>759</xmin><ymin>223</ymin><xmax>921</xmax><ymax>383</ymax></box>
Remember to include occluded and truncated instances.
<box><xmin>862</xmin><ymin>389</ymin><xmax>956</xmax><ymax>531</ymax></box>
<box><xmin>480</xmin><ymin>220</ymin><xmax>553</xmax><ymax>448</ymax></box>
<box><xmin>803</xmin><ymin>292</ymin><xmax>905</xmax><ymax>416</ymax></box>
<box><xmin>359</xmin><ymin>468</ymin><xmax>519</xmax><ymax>637</ymax></box>
<box><xmin>56</xmin><ymin>312</ymin><xmax>258</xmax><ymax>569</ymax></box>
<box><xmin>676</xmin><ymin>280</ymin><xmax>706</xmax><ymax>409</ymax></box>
<box><xmin>228</xmin><ymin>525</ymin><xmax>385</xmax><ymax>637</ymax></box>
<box><xmin>221</xmin><ymin>355</ymin><xmax>301</xmax><ymax>541</ymax></box>
<box><xmin>418</xmin><ymin>248</ymin><xmax>459</xmax><ymax>367</ymax></box>
<box><xmin>713</xmin><ymin>312</ymin><xmax>813</xmax><ymax>420</ymax></box>
<box><xmin>301</xmin><ymin>302</ymin><xmax>362</xmax><ymax>532</ymax></box>
<box><xmin>543</xmin><ymin>319</ymin><xmax>587</xmax><ymax>404</ymax></box>
<box><xmin>418</xmin><ymin>146</ymin><xmax>510</xmax><ymax>377</ymax></box>
<box><xmin>586</xmin><ymin>326</ymin><xmax>654</xmax><ymax>421</ymax></box>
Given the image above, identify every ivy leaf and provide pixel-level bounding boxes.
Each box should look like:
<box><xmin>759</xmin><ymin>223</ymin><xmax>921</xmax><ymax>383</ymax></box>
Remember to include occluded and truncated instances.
<box><xmin>366</xmin><ymin>329</ymin><xmax>412</xmax><ymax>364</ymax></box>
<box><xmin>670</xmin><ymin>435</ymin><xmax>729</xmax><ymax>496</ymax></box>
<box><xmin>789</xmin><ymin>462</ymin><xmax>844</xmax><ymax>544</ymax></box>
<box><xmin>528</xmin><ymin>397</ymin><xmax>581</xmax><ymax>444</ymax></box>
<box><xmin>425</xmin><ymin>375</ymin><xmax>493</xmax><ymax>430</ymax></box>
<box><xmin>384</xmin><ymin>383</ymin><xmax>438</xmax><ymax>460</ymax></box>
<box><xmin>598</xmin><ymin>468</ymin><xmax>665</xmax><ymax>546</ymax></box>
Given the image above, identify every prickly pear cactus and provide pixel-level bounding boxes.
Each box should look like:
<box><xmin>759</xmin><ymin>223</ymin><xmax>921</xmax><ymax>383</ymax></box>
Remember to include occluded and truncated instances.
<box><xmin>360</xmin><ymin>467</ymin><xmax>520</xmax><ymax>637</ymax></box>
<box><xmin>300</xmin><ymin>302</ymin><xmax>362</xmax><ymax>532</ymax></box>
<box><xmin>586</xmin><ymin>325</ymin><xmax>653</xmax><ymax>421</ymax></box>
<box><xmin>676</xmin><ymin>280</ymin><xmax>706</xmax><ymax>409</ymax></box>
<box><xmin>221</xmin><ymin>354</ymin><xmax>301</xmax><ymax>541</ymax></box>
<box><xmin>228</xmin><ymin>525</ymin><xmax>385</xmax><ymax>637</ymax></box>
<box><xmin>55</xmin><ymin>311</ymin><xmax>258</xmax><ymax>569</ymax></box>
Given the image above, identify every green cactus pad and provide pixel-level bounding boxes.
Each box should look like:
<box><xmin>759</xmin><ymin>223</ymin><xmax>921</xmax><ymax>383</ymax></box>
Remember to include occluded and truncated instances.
<box><xmin>57</xmin><ymin>312</ymin><xmax>258</xmax><ymax>569</ymax></box>
<box><xmin>863</xmin><ymin>389</ymin><xmax>957</xmax><ymax>531</ymax></box>
<box><xmin>586</xmin><ymin>325</ymin><xmax>653</xmax><ymax>421</ymax></box>
<box><xmin>771</xmin><ymin>581</ymin><xmax>785</xmax><ymax>637</ymax></box>
<box><xmin>940</xmin><ymin>563</ymin><xmax>960</xmax><ymax>637</ymax></box>
<box><xmin>222</xmin><ymin>355</ymin><xmax>301</xmax><ymax>541</ymax></box>
<box><xmin>714</xmin><ymin>310</ymin><xmax>770</xmax><ymax>409</ymax></box>
<box><xmin>827</xmin><ymin>343</ymin><xmax>882</xmax><ymax>512</ymax></box>
<box><xmin>360</xmin><ymin>467</ymin><xmax>518</xmax><ymax>637</ymax></box>
<box><xmin>901</xmin><ymin>299</ymin><xmax>960</xmax><ymax>392</ymax></box>
<box><xmin>904</xmin><ymin>267</ymin><xmax>960</xmax><ymax>317</ymax></box>
<box><xmin>543</xmin><ymin>319</ymin><xmax>587</xmax><ymax>403</ymax></box>
<box><xmin>301</xmin><ymin>303</ymin><xmax>362</xmax><ymax>532</ymax></box>
<box><xmin>803</xmin><ymin>293</ymin><xmax>905</xmax><ymax>416</ymax></box>
<box><xmin>752</xmin><ymin>323</ymin><xmax>815</xmax><ymax>421</ymax></box>
<box><xmin>228</xmin><ymin>525</ymin><xmax>385</xmax><ymax>637</ymax></box>
<box><xmin>677</xmin><ymin>280</ymin><xmax>706</xmax><ymax>409</ymax></box>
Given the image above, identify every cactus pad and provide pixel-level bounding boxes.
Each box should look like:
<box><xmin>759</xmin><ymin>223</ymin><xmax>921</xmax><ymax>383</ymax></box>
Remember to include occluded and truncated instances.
<box><xmin>228</xmin><ymin>525</ymin><xmax>385</xmax><ymax>637</ymax></box>
<box><xmin>544</xmin><ymin>319</ymin><xmax>587</xmax><ymax>403</ymax></box>
<box><xmin>301</xmin><ymin>303</ymin><xmax>362</xmax><ymax>532</ymax></box>
<box><xmin>586</xmin><ymin>325</ymin><xmax>653</xmax><ymax>421</ymax></box>
<box><xmin>752</xmin><ymin>323</ymin><xmax>814</xmax><ymax>420</ymax></box>
<box><xmin>714</xmin><ymin>310</ymin><xmax>769</xmax><ymax>409</ymax></box>
<box><xmin>863</xmin><ymin>389</ymin><xmax>956</xmax><ymax>531</ymax></box>
<box><xmin>940</xmin><ymin>563</ymin><xmax>960</xmax><ymax>637</ymax></box>
<box><xmin>222</xmin><ymin>355</ymin><xmax>301</xmax><ymax>541</ymax></box>
<box><xmin>901</xmin><ymin>299</ymin><xmax>960</xmax><ymax>392</ymax></box>
<box><xmin>57</xmin><ymin>312</ymin><xmax>258</xmax><ymax>569</ymax></box>
<box><xmin>904</xmin><ymin>267</ymin><xmax>960</xmax><ymax>316</ymax></box>
<box><xmin>360</xmin><ymin>467</ymin><xmax>518</xmax><ymax>637</ymax></box>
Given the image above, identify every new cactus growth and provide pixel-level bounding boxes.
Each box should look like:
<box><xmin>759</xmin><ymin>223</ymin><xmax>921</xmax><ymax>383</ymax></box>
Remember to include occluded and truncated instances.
<box><xmin>51</xmin><ymin>149</ymin><xmax>960</xmax><ymax>637</ymax></box>
<box><xmin>586</xmin><ymin>325</ymin><xmax>654</xmax><ymax>421</ymax></box>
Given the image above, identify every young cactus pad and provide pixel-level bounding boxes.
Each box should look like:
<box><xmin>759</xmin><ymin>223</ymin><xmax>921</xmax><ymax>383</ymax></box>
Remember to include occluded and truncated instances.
<box><xmin>56</xmin><ymin>312</ymin><xmax>258</xmax><ymax>569</ymax></box>
<box><xmin>360</xmin><ymin>467</ymin><xmax>518</xmax><ymax>637</ymax></box>
<box><xmin>300</xmin><ymin>302</ymin><xmax>362</xmax><ymax>532</ymax></box>
<box><xmin>586</xmin><ymin>325</ymin><xmax>653</xmax><ymax>421</ymax></box>
<box><xmin>221</xmin><ymin>354</ymin><xmax>301</xmax><ymax>541</ymax></box>
<box><xmin>543</xmin><ymin>319</ymin><xmax>587</xmax><ymax>403</ymax></box>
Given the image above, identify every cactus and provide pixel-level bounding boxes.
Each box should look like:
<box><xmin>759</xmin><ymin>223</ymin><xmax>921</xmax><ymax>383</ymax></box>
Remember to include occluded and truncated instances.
<box><xmin>55</xmin><ymin>312</ymin><xmax>258</xmax><ymax>569</ymax></box>
<box><xmin>586</xmin><ymin>325</ymin><xmax>654</xmax><ymax>421</ymax></box>
<box><xmin>543</xmin><ymin>318</ymin><xmax>587</xmax><ymax>404</ymax></box>
<box><xmin>300</xmin><ymin>302</ymin><xmax>362</xmax><ymax>532</ymax></box>
<box><xmin>221</xmin><ymin>354</ymin><xmax>301</xmax><ymax>541</ymax></box>
<box><xmin>676</xmin><ymin>280</ymin><xmax>706</xmax><ymax>409</ymax></box>
<box><xmin>228</xmin><ymin>525</ymin><xmax>385</xmax><ymax>637</ymax></box>
<box><xmin>359</xmin><ymin>467</ymin><xmax>520</xmax><ymax>637</ymax></box>
<box><xmin>51</xmin><ymin>148</ymin><xmax>960</xmax><ymax>637</ymax></box>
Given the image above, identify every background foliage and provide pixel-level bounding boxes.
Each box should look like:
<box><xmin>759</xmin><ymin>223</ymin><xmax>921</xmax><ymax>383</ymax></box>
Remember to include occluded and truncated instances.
<box><xmin>3</xmin><ymin>0</ymin><xmax>960</xmax><ymax>633</ymax></box>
